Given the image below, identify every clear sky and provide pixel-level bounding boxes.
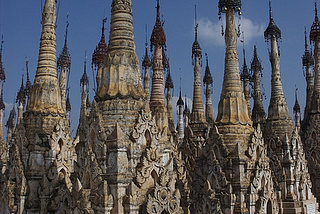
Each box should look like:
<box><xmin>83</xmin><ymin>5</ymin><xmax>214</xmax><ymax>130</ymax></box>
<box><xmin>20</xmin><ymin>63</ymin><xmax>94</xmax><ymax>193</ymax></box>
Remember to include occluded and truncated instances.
<box><xmin>0</xmin><ymin>0</ymin><xmax>317</xmax><ymax>135</ymax></box>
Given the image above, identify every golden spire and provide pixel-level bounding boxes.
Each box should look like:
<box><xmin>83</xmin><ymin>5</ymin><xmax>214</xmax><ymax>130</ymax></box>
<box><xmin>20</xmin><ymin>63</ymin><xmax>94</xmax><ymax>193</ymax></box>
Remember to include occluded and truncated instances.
<box><xmin>190</xmin><ymin>5</ymin><xmax>207</xmax><ymax>130</ymax></box>
<box><xmin>26</xmin><ymin>0</ymin><xmax>64</xmax><ymax>115</ymax></box>
<box><xmin>96</xmin><ymin>0</ymin><xmax>144</xmax><ymax>100</ymax></box>
<box><xmin>216</xmin><ymin>1</ymin><xmax>252</xmax><ymax>128</ymax></box>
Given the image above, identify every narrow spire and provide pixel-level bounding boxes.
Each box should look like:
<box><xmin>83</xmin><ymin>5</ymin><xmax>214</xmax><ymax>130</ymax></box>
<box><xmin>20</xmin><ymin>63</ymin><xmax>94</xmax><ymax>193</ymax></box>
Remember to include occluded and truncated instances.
<box><xmin>165</xmin><ymin>66</ymin><xmax>175</xmax><ymax>133</ymax></box>
<box><xmin>0</xmin><ymin>84</ymin><xmax>5</xmax><ymax>111</ymax></box>
<box><xmin>310</xmin><ymin>1</ymin><xmax>320</xmax><ymax>43</ymax></box>
<box><xmin>264</xmin><ymin>1</ymin><xmax>281</xmax><ymax>42</ymax></box>
<box><xmin>57</xmin><ymin>14</ymin><xmax>71</xmax><ymax>71</ymax></box>
<box><xmin>92</xmin><ymin>17</ymin><xmax>108</xmax><ymax>92</ymax></box>
<box><xmin>216</xmin><ymin>0</ymin><xmax>252</xmax><ymax>128</ymax></box>
<box><xmin>192</xmin><ymin>5</ymin><xmax>201</xmax><ymax>62</ymax></box>
<box><xmin>27</xmin><ymin>0</ymin><xmax>64</xmax><ymax>114</ymax></box>
<box><xmin>0</xmin><ymin>83</ymin><xmax>5</xmax><ymax>141</ymax></box>
<box><xmin>240</xmin><ymin>44</ymin><xmax>252</xmax><ymax>115</ymax></box>
<box><xmin>92</xmin><ymin>17</ymin><xmax>108</xmax><ymax>66</ymax></box>
<box><xmin>293</xmin><ymin>87</ymin><xmax>301</xmax><ymax>128</ymax></box>
<box><xmin>80</xmin><ymin>52</ymin><xmax>89</xmax><ymax>122</ymax></box>
<box><xmin>303</xmin><ymin>27</ymin><xmax>314</xmax><ymax>119</ymax></box>
<box><xmin>310</xmin><ymin>1</ymin><xmax>320</xmax><ymax>113</ymax></box>
<box><xmin>190</xmin><ymin>5</ymin><xmax>206</xmax><ymax>130</ymax></box>
<box><xmin>25</xmin><ymin>57</ymin><xmax>32</xmax><ymax>97</ymax></box>
<box><xmin>203</xmin><ymin>53</ymin><xmax>214</xmax><ymax>124</ymax></box>
<box><xmin>0</xmin><ymin>37</ymin><xmax>5</xmax><ymax>142</ymax></box>
<box><xmin>150</xmin><ymin>0</ymin><xmax>166</xmax><ymax>52</ymax></box>
<box><xmin>264</xmin><ymin>1</ymin><xmax>293</xmax><ymax>137</ymax></box>
<box><xmin>80</xmin><ymin>52</ymin><xmax>89</xmax><ymax>89</ymax></box>
<box><xmin>6</xmin><ymin>104</ymin><xmax>16</xmax><ymax>142</ymax></box>
<box><xmin>150</xmin><ymin>0</ymin><xmax>167</xmax><ymax>109</ymax></box>
<box><xmin>142</xmin><ymin>25</ymin><xmax>152</xmax><ymax>98</ymax></box>
<box><xmin>251</xmin><ymin>45</ymin><xmax>266</xmax><ymax>126</ymax></box>
<box><xmin>57</xmin><ymin>15</ymin><xmax>71</xmax><ymax>114</ymax></box>
<box><xmin>16</xmin><ymin>74</ymin><xmax>26</xmax><ymax>106</ymax></box>
<box><xmin>194</xmin><ymin>5</ymin><xmax>198</xmax><ymax>42</ymax></box>
<box><xmin>16</xmin><ymin>74</ymin><xmax>26</xmax><ymax>125</ymax></box>
<box><xmin>183</xmin><ymin>96</ymin><xmax>191</xmax><ymax>127</ymax></box>
<box><xmin>0</xmin><ymin>36</ymin><xmax>6</xmax><ymax>82</ymax></box>
<box><xmin>177</xmin><ymin>89</ymin><xmax>184</xmax><ymax>139</ymax></box>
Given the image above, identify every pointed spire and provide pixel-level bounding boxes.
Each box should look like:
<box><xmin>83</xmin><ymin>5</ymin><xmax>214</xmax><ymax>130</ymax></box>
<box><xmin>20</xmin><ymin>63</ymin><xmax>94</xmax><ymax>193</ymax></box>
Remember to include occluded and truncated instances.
<box><xmin>203</xmin><ymin>53</ymin><xmax>214</xmax><ymax>124</ymax></box>
<box><xmin>303</xmin><ymin>28</ymin><xmax>314</xmax><ymax>67</ymax></box>
<box><xmin>310</xmin><ymin>1</ymin><xmax>320</xmax><ymax>113</ymax></box>
<box><xmin>303</xmin><ymin>28</ymin><xmax>314</xmax><ymax>119</ymax></box>
<box><xmin>165</xmin><ymin>69</ymin><xmax>174</xmax><ymax>90</ymax></box>
<box><xmin>240</xmin><ymin>49</ymin><xmax>250</xmax><ymax>82</ymax></box>
<box><xmin>183</xmin><ymin>96</ymin><xmax>191</xmax><ymax>127</ymax></box>
<box><xmin>57</xmin><ymin>15</ymin><xmax>71</xmax><ymax>72</ymax></box>
<box><xmin>93</xmin><ymin>17</ymin><xmax>107</xmax><ymax>93</ymax></box>
<box><xmin>310</xmin><ymin>1</ymin><xmax>320</xmax><ymax>43</ymax></box>
<box><xmin>27</xmin><ymin>0</ymin><xmax>64</xmax><ymax>114</ymax></box>
<box><xmin>166</xmin><ymin>66</ymin><xmax>175</xmax><ymax>133</ymax></box>
<box><xmin>150</xmin><ymin>0</ymin><xmax>167</xmax><ymax>110</ymax></box>
<box><xmin>150</xmin><ymin>0</ymin><xmax>166</xmax><ymax>52</ymax></box>
<box><xmin>190</xmin><ymin>5</ymin><xmax>206</xmax><ymax>130</ymax></box>
<box><xmin>264</xmin><ymin>1</ymin><xmax>281</xmax><ymax>41</ymax></box>
<box><xmin>16</xmin><ymin>74</ymin><xmax>26</xmax><ymax>106</ymax></box>
<box><xmin>57</xmin><ymin>15</ymin><xmax>71</xmax><ymax>114</ymax></box>
<box><xmin>293</xmin><ymin>88</ymin><xmax>301</xmax><ymax>115</ymax></box>
<box><xmin>177</xmin><ymin>89</ymin><xmax>184</xmax><ymax>139</ymax></box>
<box><xmin>264</xmin><ymin>1</ymin><xmax>293</xmax><ymax>137</ymax></box>
<box><xmin>92</xmin><ymin>17</ymin><xmax>108</xmax><ymax>67</ymax></box>
<box><xmin>80</xmin><ymin>52</ymin><xmax>89</xmax><ymax>88</ymax></box>
<box><xmin>142</xmin><ymin>28</ymin><xmax>152</xmax><ymax>70</ymax></box>
<box><xmin>216</xmin><ymin>0</ymin><xmax>252</xmax><ymax>128</ymax></box>
<box><xmin>96</xmin><ymin>0</ymin><xmax>144</xmax><ymax>100</ymax></box>
<box><xmin>240</xmin><ymin>46</ymin><xmax>252</xmax><ymax>115</ymax></box>
<box><xmin>0</xmin><ymin>84</ymin><xmax>5</xmax><ymax>111</ymax></box>
<box><xmin>6</xmin><ymin>104</ymin><xmax>16</xmax><ymax>142</ymax></box>
<box><xmin>80</xmin><ymin>52</ymin><xmax>89</xmax><ymax>122</ymax></box>
<box><xmin>142</xmin><ymin>25</ymin><xmax>152</xmax><ymax>99</ymax></box>
<box><xmin>0</xmin><ymin>38</ymin><xmax>5</xmax><ymax>142</ymax></box>
<box><xmin>192</xmin><ymin>5</ymin><xmax>202</xmax><ymax>60</ymax></box>
<box><xmin>251</xmin><ymin>45</ymin><xmax>266</xmax><ymax>126</ymax></box>
<box><xmin>16</xmin><ymin>74</ymin><xmax>26</xmax><ymax>125</ymax></box>
<box><xmin>293</xmin><ymin>88</ymin><xmax>301</xmax><ymax>128</ymax></box>
<box><xmin>177</xmin><ymin>90</ymin><xmax>184</xmax><ymax>107</ymax></box>
<box><xmin>0</xmin><ymin>36</ymin><xmax>6</xmax><ymax>82</ymax></box>
<box><xmin>25</xmin><ymin>58</ymin><xmax>32</xmax><ymax>97</ymax></box>
<box><xmin>203</xmin><ymin>54</ymin><xmax>213</xmax><ymax>86</ymax></box>
<box><xmin>0</xmin><ymin>37</ymin><xmax>5</xmax><ymax>112</ymax></box>
<box><xmin>0</xmin><ymin>88</ymin><xmax>4</xmax><ymax>141</ymax></box>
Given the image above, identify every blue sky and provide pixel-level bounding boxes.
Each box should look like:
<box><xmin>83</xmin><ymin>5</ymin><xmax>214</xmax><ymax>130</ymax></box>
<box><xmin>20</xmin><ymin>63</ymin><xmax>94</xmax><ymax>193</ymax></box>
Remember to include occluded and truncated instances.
<box><xmin>0</xmin><ymin>0</ymin><xmax>317</xmax><ymax>135</ymax></box>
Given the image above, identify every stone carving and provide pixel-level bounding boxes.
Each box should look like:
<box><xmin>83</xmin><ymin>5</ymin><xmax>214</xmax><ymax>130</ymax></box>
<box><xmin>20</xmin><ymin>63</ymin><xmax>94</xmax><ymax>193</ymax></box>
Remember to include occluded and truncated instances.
<box><xmin>146</xmin><ymin>172</ymin><xmax>183</xmax><ymax>214</ymax></box>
